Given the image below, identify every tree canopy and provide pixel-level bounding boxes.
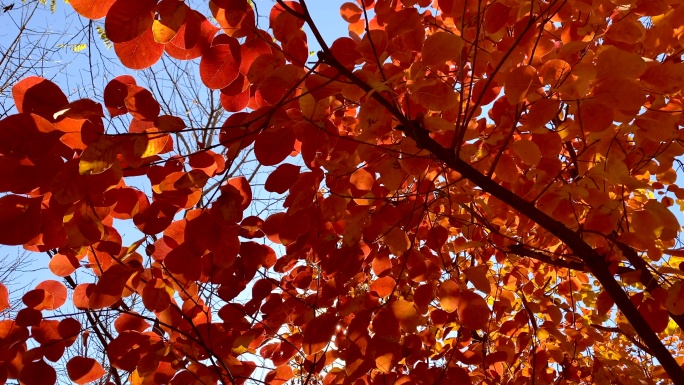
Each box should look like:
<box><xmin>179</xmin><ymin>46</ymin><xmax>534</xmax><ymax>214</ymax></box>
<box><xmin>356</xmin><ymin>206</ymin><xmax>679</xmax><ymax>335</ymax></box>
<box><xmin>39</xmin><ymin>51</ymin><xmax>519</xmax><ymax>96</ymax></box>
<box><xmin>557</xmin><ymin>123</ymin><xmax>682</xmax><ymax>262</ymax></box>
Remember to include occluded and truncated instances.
<box><xmin>2</xmin><ymin>0</ymin><xmax>684</xmax><ymax>384</ymax></box>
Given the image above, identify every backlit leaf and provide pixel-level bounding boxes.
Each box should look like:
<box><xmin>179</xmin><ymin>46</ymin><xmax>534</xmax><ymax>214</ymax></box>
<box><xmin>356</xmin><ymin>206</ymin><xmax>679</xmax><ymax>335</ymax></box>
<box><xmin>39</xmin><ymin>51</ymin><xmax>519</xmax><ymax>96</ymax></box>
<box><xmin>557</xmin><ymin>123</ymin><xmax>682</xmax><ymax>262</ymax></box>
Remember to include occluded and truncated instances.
<box><xmin>370</xmin><ymin>276</ymin><xmax>395</xmax><ymax>298</ymax></box>
<box><xmin>67</xmin><ymin>356</ymin><xmax>106</xmax><ymax>385</ymax></box>
<box><xmin>0</xmin><ymin>283</ymin><xmax>9</xmax><ymax>311</ymax></box>
<box><xmin>458</xmin><ymin>290</ymin><xmax>491</xmax><ymax>330</ymax></box>
<box><xmin>421</xmin><ymin>32</ymin><xmax>463</xmax><ymax>66</ymax></box>
<box><xmin>302</xmin><ymin>312</ymin><xmax>337</xmax><ymax>355</ymax></box>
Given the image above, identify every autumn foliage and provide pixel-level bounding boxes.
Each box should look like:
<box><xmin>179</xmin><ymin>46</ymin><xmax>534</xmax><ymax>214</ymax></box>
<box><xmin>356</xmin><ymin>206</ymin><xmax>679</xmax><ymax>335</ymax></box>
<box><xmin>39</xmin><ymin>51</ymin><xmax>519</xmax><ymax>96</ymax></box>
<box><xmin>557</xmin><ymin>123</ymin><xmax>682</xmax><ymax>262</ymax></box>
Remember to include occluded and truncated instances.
<box><xmin>3</xmin><ymin>0</ymin><xmax>684</xmax><ymax>383</ymax></box>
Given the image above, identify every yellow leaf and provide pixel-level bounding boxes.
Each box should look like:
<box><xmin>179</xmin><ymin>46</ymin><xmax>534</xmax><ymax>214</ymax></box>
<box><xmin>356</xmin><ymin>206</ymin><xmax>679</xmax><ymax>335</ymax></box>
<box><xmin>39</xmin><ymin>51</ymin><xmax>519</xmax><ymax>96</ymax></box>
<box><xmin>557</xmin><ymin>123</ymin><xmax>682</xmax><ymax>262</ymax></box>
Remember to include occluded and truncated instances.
<box><xmin>79</xmin><ymin>136</ymin><xmax>119</xmax><ymax>175</ymax></box>
<box><xmin>152</xmin><ymin>20</ymin><xmax>178</xmax><ymax>44</ymax></box>
<box><xmin>134</xmin><ymin>130</ymin><xmax>170</xmax><ymax>158</ymax></box>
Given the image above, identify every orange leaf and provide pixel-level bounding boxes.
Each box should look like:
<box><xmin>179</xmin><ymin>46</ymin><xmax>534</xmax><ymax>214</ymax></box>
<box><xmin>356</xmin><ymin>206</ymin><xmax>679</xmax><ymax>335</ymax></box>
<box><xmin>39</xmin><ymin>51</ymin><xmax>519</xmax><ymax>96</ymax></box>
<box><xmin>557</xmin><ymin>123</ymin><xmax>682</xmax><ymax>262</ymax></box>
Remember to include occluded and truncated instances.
<box><xmin>458</xmin><ymin>290</ymin><xmax>491</xmax><ymax>330</ymax></box>
<box><xmin>411</xmin><ymin>78</ymin><xmax>459</xmax><ymax>111</ymax></box>
<box><xmin>73</xmin><ymin>284</ymin><xmax>94</xmax><ymax>309</ymax></box>
<box><xmin>596</xmin><ymin>46</ymin><xmax>645</xmax><ymax>80</ymax></box>
<box><xmin>0</xmin><ymin>283</ymin><xmax>9</xmax><ymax>311</ymax></box>
<box><xmin>370</xmin><ymin>276</ymin><xmax>396</xmax><ymax>298</ymax></box>
<box><xmin>227</xmin><ymin>176</ymin><xmax>252</xmax><ymax>210</ymax></box>
<box><xmin>526</xmin><ymin>98</ymin><xmax>560</xmax><ymax>130</ymax></box>
<box><xmin>70</xmin><ymin>0</ymin><xmax>115</xmax><ymax>19</ymax></box>
<box><xmin>142</xmin><ymin>278</ymin><xmax>173</xmax><ymax>312</ymax></box>
<box><xmin>264</xmin><ymin>366</ymin><xmax>294</xmax><ymax>385</ymax></box>
<box><xmin>35</xmin><ymin>280</ymin><xmax>68</xmax><ymax>310</ymax></box>
<box><xmin>340</xmin><ymin>2</ymin><xmax>362</xmax><ymax>23</ymax></box>
<box><xmin>510</xmin><ymin>140</ymin><xmax>542</xmax><ymax>167</ymax></box>
<box><xmin>464</xmin><ymin>265</ymin><xmax>491</xmax><ymax>295</ymax></box>
<box><xmin>200</xmin><ymin>35</ymin><xmax>241</xmax><ymax>89</ymax></box>
<box><xmin>350</xmin><ymin>168</ymin><xmax>374</xmax><ymax>191</ymax></box>
<box><xmin>421</xmin><ymin>32</ymin><xmax>463</xmax><ymax>66</ymax></box>
<box><xmin>390</xmin><ymin>299</ymin><xmax>419</xmax><ymax>333</ymax></box>
<box><xmin>438</xmin><ymin>280</ymin><xmax>460</xmax><ymax>313</ymax></box>
<box><xmin>114</xmin><ymin>29</ymin><xmax>165</xmax><ymax>70</ymax></box>
<box><xmin>104</xmin><ymin>0</ymin><xmax>154</xmax><ymax>43</ymax></box>
<box><xmin>67</xmin><ymin>356</ymin><xmax>106</xmax><ymax>385</ymax></box>
<box><xmin>504</xmin><ymin>65</ymin><xmax>540</xmax><ymax>104</ymax></box>
<box><xmin>383</xmin><ymin>227</ymin><xmax>410</xmax><ymax>256</ymax></box>
<box><xmin>114</xmin><ymin>312</ymin><xmax>150</xmax><ymax>334</ymax></box>
<box><xmin>302</xmin><ymin>312</ymin><xmax>337</xmax><ymax>355</ymax></box>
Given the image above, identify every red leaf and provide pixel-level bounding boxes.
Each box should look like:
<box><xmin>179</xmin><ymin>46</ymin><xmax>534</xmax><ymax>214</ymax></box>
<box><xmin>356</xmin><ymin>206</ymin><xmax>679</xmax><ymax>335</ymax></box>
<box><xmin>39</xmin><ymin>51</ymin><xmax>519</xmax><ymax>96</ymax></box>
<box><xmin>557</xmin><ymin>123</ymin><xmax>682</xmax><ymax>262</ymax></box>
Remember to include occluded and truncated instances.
<box><xmin>103</xmin><ymin>75</ymin><xmax>136</xmax><ymax>117</ymax></box>
<box><xmin>302</xmin><ymin>312</ymin><xmax>338</xmax><ymax>355</ymax></box>
<box><xmin>458</xmin><ymin>290</ymin><xmax>491</xmax><ymax>330</ymax></box>
<box><xmin>189</xmin><ymin>150</ymin><xmax>225</xmax><ymax>177</ymax></box>
<box><xmin>330</xmin><ymin>37</ymin><xmax>361</xmax><ymax>68</ymax></box>
<box><xmin>133</xmin><ymin>201</ymin><xmax>179</xmax><ymax>235</ymax></box>
<box><xmin>12</xmin><ymin>77</ymin><xmax>68</xmax><ymax>120</ymax></box>
<box><xmin>239</xmin><ymin>35</ymin><xmax>272</xmax><ymax>75</ymax></box>
<box><xmin>264</xmin><ymin>164</ymin><xmax>300</xmax><ymax>194</ymax></box>
<box><xmin>67</xmin><ymin>356</ymin><xmax>106</xmax><ymax>385</ymax></box>
<box><xmin>114</xmin><ymin>312</ymin><xmax>150</xmax><ymax>333</ymax></box>
<box><xmin>58</xmin><ymin>318</ymin><xmax>82</xmax><ymax>346</ymax></box>
<box><xmin>16</xmin><ymin>308</ymin><xmax>43</xmax><ymax>327</ymax></box>
<box><xmin>227</xmin><ymin>176</ymin><xmax>252</xmax><ymax>210</ymax></box>
<box><xmin>73</xmin><ymin>284</ymin><xmax>95</xmax><ymax>309</ymax></box>
<box><xmin>256</xmin><ymin>65</ymin><xmax>305</xmax><ymax>104</ymax></box>
<box><xmin>155</xmin><ymin>115</ymin><xmax>186</xmax><ymax>132</ymax></box>
<box><xmin>0</xmin><ymin>195</ymin><xmax>42</xmax><ymax>246</ymax></box>
<box><xmin>124</xmin><ymin>85</ymin><xmax>161</xmax><ymax>121</ymax></box>
<box><xmin>0</xmin><ymin>113</ymin><xmax>62</xmax><ymax>161</ymax></box>
<box><xmin>35</xmin><ymin>280</ymin><xmax>68</xmax><ymax>310</ymax></box>
<box><xmin>19</xmin><ymin>360</ymin><xmax>56</xmax><ymax>385</ymax></box>
<box><xmin>239</xmin><ymin>216</ymin><xmax>265</xmax><ymax>238</ymax></box>
<box><xmin>114</xmin><ymin>28</ymin><xmax>165</xmax><ymax>70</ymax></box>
<box><xmin>199</xmin><ymin>35</ymin><xmax>241</xmax><ymax>89</ymax></box>
<box><xmin>166</xmin><ymin>11</ymin><xmax>218</xmax><ymax>60</ymax></box>
<box><xmin>254</xmin><ymin>127</ymin><xmax>296</xmax><ymax>166</ymax></box>
<box><xmin>142</xmin><ymin>278</ymin><xmax>172</xmax><ymax>312</ymax></box>
<box><xmin>69</xmin><ymin>0</ymin><xmax>115</xmax><ymax>19</ymax></box>
<box><xmin>219</xmin><ymin>75</ymin><xmax>250</xmax><ymax>112</ymax></box>
<box><xmin>264</xmin><ymin>366</ymin><xmax>294</xmax><ymax>385</ymax></box>
<box><xmin>0</xmin><ymin>283</ymin><xmax>9</xmax><ymax>311</ymax></box>
<box><xmin>23</xmin><ymin>289</ymin><xmax>54</xmax><ymax>310</ymax></box>
<box><xmin>104</xmin><ymin>0</ymin><xmax>155</xmax><ymax>43</ymax></box>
